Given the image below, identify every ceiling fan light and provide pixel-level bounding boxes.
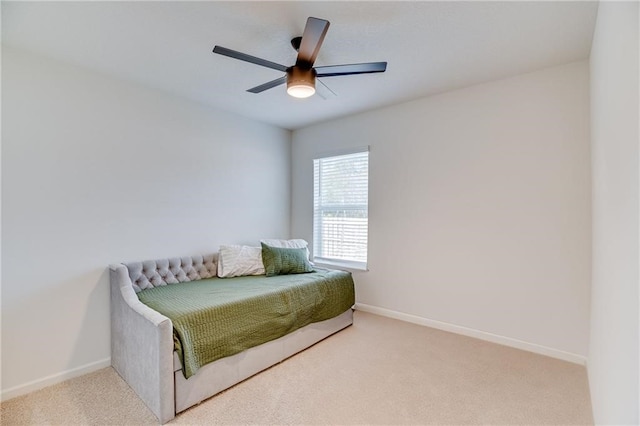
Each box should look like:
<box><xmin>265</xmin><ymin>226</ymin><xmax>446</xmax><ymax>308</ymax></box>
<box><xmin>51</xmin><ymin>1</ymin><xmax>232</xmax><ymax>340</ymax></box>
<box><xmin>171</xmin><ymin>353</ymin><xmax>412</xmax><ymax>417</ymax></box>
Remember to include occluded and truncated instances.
<box><xmin>287</xmin><ymin>83</ymin><xmax>315</xmax><ymax>98</ymax></box>
<box><xmin>286</xmin><ymin>67</ymin><xmax>316</xmax><ymax>98</ymax></box>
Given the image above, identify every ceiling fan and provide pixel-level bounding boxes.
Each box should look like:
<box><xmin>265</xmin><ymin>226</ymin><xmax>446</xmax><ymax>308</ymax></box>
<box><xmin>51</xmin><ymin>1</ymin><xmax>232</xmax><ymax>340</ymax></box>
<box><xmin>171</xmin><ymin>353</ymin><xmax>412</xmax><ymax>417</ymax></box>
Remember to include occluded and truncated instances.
<box><xmin>212</xmin><ymin>17</ymin><xmax>387</xmax><ymax>99</ymax></box>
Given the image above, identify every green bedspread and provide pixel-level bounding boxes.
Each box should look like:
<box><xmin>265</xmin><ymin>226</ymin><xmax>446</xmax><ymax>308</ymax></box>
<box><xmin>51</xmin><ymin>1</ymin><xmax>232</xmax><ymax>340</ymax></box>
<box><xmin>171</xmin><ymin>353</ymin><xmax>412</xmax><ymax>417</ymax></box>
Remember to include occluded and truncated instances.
<box><xmin>137</xmin><ymin>268</ymin><xmax>355</xmax><ymax>379</ymax></box>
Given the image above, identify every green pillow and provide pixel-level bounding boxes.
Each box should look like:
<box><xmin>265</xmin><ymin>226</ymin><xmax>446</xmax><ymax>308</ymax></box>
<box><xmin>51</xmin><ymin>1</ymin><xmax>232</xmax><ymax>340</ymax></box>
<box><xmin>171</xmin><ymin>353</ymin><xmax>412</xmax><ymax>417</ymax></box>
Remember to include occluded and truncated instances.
<box><xmin>261</xmin><ymin>243</ymin><xmax>314</xmax><ymax>277</ymax></box>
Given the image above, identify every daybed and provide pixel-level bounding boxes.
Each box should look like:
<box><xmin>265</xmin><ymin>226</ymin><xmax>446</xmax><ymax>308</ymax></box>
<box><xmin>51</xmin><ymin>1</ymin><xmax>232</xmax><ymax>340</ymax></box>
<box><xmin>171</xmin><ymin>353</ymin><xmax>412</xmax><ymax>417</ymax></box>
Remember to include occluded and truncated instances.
<box><xmin>109</xmin><ymin>250</ymin><xmax>355</xmax><ymax>424</ymax></box>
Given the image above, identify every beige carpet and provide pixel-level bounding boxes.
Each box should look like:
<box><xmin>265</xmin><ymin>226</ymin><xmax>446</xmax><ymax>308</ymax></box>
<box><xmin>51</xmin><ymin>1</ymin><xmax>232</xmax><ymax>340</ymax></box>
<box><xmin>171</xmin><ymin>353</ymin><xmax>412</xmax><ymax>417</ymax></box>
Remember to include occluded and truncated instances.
<box><xmin>1</xmin><ymin>311</ymin><xmax>593</xmax><ymax>425</ymax></box>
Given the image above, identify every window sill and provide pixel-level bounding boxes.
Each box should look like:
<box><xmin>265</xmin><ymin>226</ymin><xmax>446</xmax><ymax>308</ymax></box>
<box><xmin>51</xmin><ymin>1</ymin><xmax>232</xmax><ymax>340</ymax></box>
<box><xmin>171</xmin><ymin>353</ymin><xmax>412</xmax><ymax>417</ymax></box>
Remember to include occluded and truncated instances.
<box><xmin>312</xmin><ymin>259</ymin><xmax>368</xmax><ymax>272</ymax></box>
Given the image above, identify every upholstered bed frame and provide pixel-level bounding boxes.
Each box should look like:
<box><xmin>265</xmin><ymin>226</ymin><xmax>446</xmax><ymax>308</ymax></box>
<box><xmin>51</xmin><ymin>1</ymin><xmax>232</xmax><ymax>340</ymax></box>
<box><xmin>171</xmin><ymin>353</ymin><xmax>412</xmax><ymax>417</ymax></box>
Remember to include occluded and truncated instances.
<box><xmin>110</xmin><ymin>253</ymin><xmax>353</xmax><ymax>424</ymax></box>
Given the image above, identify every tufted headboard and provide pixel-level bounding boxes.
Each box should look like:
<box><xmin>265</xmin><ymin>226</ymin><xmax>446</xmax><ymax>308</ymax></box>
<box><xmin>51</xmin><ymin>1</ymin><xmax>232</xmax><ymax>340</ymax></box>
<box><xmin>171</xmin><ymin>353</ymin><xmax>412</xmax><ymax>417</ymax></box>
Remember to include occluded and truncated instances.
<box><xmin>124</xmin><ymin>254</ymin><xmax>218</xmax><ymax>293</ymax></box>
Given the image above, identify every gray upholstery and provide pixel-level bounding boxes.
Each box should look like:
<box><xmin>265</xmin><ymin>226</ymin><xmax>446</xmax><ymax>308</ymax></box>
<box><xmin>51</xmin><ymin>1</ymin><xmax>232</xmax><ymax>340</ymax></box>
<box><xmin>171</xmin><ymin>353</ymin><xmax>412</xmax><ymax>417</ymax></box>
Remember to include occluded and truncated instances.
<box><xmin>110</xmin><ymin>264</ymin><xmax>176</xmax><ymax>423</ymax></box>
<box><xmin>126</xmin><ymin>254</ymin><xmax>217</xmax><ymax>293</ymax></box>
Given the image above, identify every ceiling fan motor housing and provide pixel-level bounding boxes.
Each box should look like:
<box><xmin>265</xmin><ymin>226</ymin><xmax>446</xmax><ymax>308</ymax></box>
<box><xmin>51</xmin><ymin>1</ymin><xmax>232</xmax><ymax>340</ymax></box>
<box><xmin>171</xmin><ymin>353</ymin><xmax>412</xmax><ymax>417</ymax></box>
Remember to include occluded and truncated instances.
<box><xmin>286</xmin><ymin>66</ymin><xmax>317</xmax><ymax>97</ymax></box>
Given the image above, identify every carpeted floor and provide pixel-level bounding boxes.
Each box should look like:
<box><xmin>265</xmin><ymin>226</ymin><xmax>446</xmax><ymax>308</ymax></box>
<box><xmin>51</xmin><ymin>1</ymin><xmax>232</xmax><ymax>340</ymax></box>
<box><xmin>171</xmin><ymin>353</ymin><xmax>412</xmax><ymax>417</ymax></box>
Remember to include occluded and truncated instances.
<box><xmin>1</xmin><ymin>311</ymin><xmax>593</xmax><ymax>425</ymax></box>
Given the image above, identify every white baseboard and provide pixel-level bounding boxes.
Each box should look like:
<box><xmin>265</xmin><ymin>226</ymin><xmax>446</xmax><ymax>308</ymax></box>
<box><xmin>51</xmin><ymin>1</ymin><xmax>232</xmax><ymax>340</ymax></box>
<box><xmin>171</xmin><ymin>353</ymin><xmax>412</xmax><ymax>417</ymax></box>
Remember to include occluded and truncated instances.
<box><xmin>354</xmin><ymin>303</ymin><xmax>587</xmax><ymax>366</ymax></box>
<box><xmin>1</xmin><ymin>357</ymin><xmax>111</xmax><ymax>402</ymax></box>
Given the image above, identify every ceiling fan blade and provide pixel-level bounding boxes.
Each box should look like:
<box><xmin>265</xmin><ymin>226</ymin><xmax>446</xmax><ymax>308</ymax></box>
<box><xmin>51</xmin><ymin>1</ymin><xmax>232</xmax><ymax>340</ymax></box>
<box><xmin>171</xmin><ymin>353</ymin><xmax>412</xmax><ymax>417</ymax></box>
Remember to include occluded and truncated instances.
<box><xmin>316</xmin><ymin>62</ymin><xmax>387</xmax><ymax>77</ymax></box>
<box><xmin>296</xmin><ymin>17</ymin><xmax>330</xmax><ymax>68</ymax></box>
<box><xmin>316</xmin><ymin>78</ymin><xmax>337</xmax><ymax>99</ymax></box>
<box><xmin>247</xmin><ymin>76</ymin><xmax>287</xmax><ymax>93</ymax></box>
<box><xmin>213</xmin><ymin>46</ymin><xmax>288</xmax><ymax>72</ymax></box>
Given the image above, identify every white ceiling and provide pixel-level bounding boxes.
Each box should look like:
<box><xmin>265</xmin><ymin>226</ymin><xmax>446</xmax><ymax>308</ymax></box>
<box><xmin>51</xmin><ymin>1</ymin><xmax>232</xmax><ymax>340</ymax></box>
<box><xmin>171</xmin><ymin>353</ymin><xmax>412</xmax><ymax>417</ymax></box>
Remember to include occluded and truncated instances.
<box><xmin>2</xmin><ymin>1</ymin><xmax>598</xmax><ymax>130</ymax></box>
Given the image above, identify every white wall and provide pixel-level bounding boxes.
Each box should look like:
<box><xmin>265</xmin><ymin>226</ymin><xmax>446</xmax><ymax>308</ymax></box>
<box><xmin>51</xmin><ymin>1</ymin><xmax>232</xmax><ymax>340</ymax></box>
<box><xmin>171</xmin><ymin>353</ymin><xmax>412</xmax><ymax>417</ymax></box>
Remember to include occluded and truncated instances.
<box><xmin>292</xmin><ymin>61</ymin><xmax>591</xmax><ymax>360</ymax></box>
<box><xmin>588</xmin><ymin>1</ymin><xmax>639</xmax><ymax>424</ymax></box>
<box><xmin>1</xmin><ymin>47</ymin><xmax>291</xmax><ymax>397</ymax></box>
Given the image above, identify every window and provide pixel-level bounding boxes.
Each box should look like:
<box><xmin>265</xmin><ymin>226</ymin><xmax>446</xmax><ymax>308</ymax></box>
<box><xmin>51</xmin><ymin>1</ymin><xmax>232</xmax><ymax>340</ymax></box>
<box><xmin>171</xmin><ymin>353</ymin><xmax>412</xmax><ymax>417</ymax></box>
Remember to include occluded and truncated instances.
<box><xmin>313</xmin><ymin>149</ymin><xmax>369</xmax><ymax>270</ymax></box>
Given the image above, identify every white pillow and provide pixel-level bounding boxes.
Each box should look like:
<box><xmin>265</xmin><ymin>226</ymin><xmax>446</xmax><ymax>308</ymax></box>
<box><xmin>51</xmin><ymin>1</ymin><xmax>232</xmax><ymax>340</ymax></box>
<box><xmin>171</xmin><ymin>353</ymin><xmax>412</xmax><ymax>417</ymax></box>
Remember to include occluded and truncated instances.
<box><xmin>260</xmin><ymin>239</ymin><xmax>311</xmax><ymax>260</ymax></box>
<box><xmin>217</xmin><ymin>245</ymin><xmax>265</xmax><ymax>278</ymax></box>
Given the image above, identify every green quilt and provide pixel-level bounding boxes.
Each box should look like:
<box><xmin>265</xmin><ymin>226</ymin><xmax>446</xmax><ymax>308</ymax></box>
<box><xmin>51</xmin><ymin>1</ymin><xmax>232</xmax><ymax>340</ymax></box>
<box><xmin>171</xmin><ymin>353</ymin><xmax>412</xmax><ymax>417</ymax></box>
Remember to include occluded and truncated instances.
<box><xmin>137</xmin><ymin>268</ymin><xmax>355</xmax><ymax>378</ymax></box>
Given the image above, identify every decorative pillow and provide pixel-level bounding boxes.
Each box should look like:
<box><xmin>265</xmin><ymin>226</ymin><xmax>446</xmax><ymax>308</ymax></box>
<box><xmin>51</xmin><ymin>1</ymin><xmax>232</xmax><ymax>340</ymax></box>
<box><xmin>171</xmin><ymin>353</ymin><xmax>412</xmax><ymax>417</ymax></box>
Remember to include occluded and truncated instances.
<box><xmin>260</xmin><ymin>238</ymin><xmax>311</xmax><ymax>260</ymax></box>
<box><xmin>260</xmin><ymin>243</ymin><xmax>314</xmax><ymax>277</ymax></box>
<box><xmin>217</xmin><ymin>245</ymin><xmax>265</xmax><ymax>278</ymax></box>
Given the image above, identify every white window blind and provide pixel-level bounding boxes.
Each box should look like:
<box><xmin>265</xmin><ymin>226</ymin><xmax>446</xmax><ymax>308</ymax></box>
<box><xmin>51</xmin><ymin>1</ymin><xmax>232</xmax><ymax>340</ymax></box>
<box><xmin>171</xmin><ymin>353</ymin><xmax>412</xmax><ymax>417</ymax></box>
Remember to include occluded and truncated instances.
<box><xmin>313</xmin><ymin>150</ymin><xmax>368</xmax><ymax>270</ymax></box>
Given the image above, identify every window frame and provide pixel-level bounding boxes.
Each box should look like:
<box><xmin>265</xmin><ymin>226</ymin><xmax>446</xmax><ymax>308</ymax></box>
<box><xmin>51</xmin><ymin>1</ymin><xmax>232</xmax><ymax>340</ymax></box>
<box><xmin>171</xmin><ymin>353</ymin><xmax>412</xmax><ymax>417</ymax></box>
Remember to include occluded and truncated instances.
<box><xmin>312</xmin><ymin>147</ymin><xmax>369</xmax><ymax>271</ymax></box>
